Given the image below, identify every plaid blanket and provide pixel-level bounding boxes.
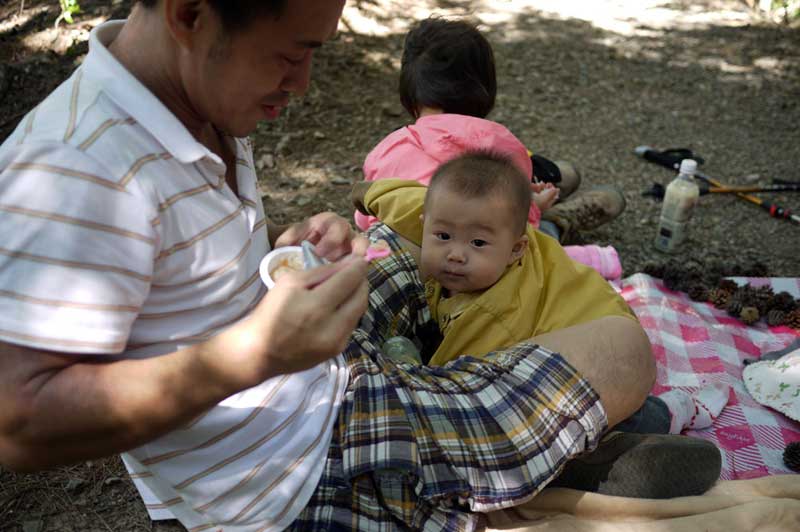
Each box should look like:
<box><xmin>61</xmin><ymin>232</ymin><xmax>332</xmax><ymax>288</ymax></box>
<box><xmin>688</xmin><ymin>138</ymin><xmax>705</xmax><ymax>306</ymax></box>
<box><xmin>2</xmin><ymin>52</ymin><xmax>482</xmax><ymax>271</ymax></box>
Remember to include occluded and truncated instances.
<box><xmin>288</xmin><ymin>224</ymin><xmax>606</xmax><ymax>531</ymax></box>
<box><xmin>621</xmin><ymin>274</ymin><xmax>800</xmax><ymax>479</ymax></box>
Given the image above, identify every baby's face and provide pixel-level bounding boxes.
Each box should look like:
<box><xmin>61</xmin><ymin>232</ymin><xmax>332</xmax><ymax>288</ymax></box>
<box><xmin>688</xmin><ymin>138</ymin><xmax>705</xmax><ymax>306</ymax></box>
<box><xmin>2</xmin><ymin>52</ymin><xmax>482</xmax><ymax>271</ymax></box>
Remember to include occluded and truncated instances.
<box><xmin>420</xmin><ymin>187</ymin><xmax>526</xmax><ymax>295</ymax></box>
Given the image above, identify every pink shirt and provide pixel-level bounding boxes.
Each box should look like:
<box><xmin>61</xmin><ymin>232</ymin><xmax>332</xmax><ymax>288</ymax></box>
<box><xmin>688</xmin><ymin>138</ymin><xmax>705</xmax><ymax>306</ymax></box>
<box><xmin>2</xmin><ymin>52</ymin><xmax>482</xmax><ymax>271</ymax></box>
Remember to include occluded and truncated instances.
<box><xmin>357</xmin><ymin>114</ymin><xmax>541</xmax><ymax>230</ymax></box>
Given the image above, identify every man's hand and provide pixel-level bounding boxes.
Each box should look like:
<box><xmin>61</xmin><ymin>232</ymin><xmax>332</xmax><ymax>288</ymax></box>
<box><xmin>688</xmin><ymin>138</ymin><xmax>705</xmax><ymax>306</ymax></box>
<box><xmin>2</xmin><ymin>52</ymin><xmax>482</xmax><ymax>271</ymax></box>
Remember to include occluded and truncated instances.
<box><xmin>210</xmin><ymin>253</ymin><xmax>369</xmax><ymax>388</ymax></box>
<box><xmin>274</xmin><ymin>212</ymin><xmax>369</xmax><ymax>260</ymax></box>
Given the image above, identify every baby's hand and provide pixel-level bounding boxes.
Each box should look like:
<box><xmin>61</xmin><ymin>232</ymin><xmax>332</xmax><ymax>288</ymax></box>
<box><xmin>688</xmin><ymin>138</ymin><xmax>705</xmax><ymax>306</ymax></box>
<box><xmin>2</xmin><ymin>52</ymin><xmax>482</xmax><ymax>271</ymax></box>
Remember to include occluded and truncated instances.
<box><xmin>530</xmin><ymin>181</ymin><xmax>549</xmax><ymax>194</ymax></box>
<box><xmin>532</xmin><ymin>182</ymin><xmax>559</xmax><ymax>211</ymax></box>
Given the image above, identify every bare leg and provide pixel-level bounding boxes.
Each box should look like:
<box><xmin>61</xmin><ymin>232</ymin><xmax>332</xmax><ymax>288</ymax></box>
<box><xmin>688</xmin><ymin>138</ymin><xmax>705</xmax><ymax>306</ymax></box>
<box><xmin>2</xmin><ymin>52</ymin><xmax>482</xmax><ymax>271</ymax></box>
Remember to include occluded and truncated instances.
<box><xmin>488</xmin><ymin>475</ymin><xmax>800</xmax><ymax>523</ymax></box>
<box><xmin>532</xmin><ymin>316</ymin><xmax>655</xmax><ymax>428</ymax></box>
<box><xmin>706</xmin><ymin>476</ymin><xmax>800</xmax><ymax>500</ymax></box>
<box><xmin>485</xmin><ymin>498</ymin><xmax>800</xmax><ymax>532</ymax></box>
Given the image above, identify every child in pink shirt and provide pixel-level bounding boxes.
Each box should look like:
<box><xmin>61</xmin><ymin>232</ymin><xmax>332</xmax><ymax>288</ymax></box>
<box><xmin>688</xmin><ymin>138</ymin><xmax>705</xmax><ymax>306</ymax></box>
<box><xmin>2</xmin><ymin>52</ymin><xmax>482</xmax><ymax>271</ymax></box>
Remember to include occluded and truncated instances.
<box><xmin>358</xmin><ymin>113</ymin><xmax>555</xmax><ymax>229</ymax></box>
<box><xmin>356</xmin><ymin>18</ymin><xmax>622</xmax><ymax>280</ymax></box>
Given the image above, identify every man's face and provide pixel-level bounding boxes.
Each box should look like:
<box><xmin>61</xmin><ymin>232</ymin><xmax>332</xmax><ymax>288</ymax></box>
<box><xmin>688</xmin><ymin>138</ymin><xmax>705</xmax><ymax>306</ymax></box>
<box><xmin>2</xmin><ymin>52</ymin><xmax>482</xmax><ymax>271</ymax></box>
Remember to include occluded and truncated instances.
<box><xmin>180</xmin><ymin>0</ymin><xmax>345</xmax><ymax>137</ymax></box>
<box><xmin>420</xmin><ymin>185</ymin><xmax>526</xmax><ymax>296</ymax></box>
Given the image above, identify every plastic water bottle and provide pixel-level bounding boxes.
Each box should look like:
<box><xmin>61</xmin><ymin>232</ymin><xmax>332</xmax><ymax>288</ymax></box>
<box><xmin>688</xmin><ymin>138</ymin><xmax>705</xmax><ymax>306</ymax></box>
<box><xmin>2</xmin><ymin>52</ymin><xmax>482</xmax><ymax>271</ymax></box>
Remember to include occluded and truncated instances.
<box><xmin>654</xmin><ymin>159</ymin><xmax>699</xmax><ymax>253</ymax></box>
<box><xmin>381</xmin><ymin>336</ymin><xmax>422</xmax><ymax>365</ymax></box>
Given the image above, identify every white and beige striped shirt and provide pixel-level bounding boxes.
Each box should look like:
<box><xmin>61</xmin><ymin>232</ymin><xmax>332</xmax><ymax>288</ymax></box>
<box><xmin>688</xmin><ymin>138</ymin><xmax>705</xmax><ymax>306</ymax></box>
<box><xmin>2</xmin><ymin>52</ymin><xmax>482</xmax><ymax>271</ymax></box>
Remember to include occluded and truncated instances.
<box><xmin>0</xmin><ymin>20</ymin><xmax>347</xmax><ymax>532</ymax></box>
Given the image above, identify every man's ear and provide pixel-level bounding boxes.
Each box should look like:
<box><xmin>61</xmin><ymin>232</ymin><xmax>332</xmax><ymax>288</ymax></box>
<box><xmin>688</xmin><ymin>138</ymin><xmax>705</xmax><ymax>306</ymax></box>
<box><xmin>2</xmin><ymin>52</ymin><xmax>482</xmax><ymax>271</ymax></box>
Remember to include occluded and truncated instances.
<box><xmin>508</xmin><ymin>234</ymin><xmax>528</xmax><ymax>264</ymax></box>
<box><xmin>164</xmin><ymin>0</ymin><xmax>211</xmax><ymax>49</ymax></box>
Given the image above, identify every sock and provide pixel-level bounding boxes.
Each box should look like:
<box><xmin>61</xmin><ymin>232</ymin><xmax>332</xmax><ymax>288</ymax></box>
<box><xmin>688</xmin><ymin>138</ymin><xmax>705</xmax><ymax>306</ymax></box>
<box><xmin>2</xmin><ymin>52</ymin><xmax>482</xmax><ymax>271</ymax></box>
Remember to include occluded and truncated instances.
<box><xmin>658</xmin><ymin>384</ymin><xmax>730</xmax><ymax>434</ymax></box>
<box><xmin>564</xmin><ymin>245</ymin><xmax>622</xmax><ymax>281</ymax></box>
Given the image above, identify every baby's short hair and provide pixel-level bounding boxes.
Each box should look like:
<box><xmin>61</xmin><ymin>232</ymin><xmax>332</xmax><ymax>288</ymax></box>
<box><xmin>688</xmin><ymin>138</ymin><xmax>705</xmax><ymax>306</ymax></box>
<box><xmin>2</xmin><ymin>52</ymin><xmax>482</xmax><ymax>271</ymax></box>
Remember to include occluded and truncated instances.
<box><xmin>426</xmin><ymin>150</ymin><xmax>531</xmax><ymax>235</ymax></box>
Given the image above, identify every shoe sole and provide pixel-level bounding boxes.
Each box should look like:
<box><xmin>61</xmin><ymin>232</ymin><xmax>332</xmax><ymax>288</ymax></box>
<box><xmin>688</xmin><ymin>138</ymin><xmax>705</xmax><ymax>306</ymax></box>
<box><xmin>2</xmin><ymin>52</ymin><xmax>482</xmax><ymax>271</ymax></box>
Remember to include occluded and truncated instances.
<box><xmin>548</xmin><ymin>432</ymin><xmax>721</xmax><ymax>499</ymax></box>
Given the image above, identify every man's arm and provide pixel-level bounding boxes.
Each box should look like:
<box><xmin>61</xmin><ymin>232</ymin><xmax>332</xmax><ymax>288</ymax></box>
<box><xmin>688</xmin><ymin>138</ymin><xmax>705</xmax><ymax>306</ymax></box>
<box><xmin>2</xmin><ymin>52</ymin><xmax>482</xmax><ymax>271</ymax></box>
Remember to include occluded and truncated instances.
<box><xmin>0</xmin><ymin>338</ymin><xmax>237</xmax><ymax>471</ymax></box>
<box><xmin>0</xmin><ymin>253</ymin><xmax>369</xmax><ymax>472</ymax></box>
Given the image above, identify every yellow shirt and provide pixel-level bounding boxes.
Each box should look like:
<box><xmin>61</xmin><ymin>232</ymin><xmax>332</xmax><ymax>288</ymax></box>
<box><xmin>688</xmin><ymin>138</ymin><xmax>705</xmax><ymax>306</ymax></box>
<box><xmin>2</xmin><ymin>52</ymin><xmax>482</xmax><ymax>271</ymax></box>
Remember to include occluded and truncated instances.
<box><xmin>357</xmin><ymin>179</ymin><xmax>636</xmax><ymax>366</ymax></box>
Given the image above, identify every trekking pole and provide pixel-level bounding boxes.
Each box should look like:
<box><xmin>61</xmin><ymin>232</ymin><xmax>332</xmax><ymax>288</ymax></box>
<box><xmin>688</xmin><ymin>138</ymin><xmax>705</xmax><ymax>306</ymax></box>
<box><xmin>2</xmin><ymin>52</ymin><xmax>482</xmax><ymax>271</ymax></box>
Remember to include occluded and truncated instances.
<box><xmin>709</xmin><ymin>184</ymin><xmax>800</xmax><ymax>194</ymax></box>
<box><xmin>635</xmin><ymin>146</ymin><xmax>800</xmax><ymax>225</ymax></box>
<box><xmin>642</xmin><ymin>182</ymin><xmax>800</xmax><ymax>200</ymax></box>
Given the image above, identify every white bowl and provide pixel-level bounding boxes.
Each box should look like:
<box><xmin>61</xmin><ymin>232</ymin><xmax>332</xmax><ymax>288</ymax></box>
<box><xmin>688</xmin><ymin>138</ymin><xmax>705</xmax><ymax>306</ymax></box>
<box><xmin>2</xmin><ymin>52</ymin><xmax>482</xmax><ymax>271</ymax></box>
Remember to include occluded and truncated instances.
<box><xmin>259</xmin><ymin>246</ymin><xmax>303</xmax><ymax>289</ymax></box>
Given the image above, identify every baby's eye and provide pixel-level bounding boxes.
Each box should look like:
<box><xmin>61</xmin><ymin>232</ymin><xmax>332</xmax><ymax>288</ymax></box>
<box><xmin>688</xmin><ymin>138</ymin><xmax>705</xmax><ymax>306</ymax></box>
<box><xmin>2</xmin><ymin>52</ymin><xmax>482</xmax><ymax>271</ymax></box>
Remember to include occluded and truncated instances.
<box><xmin>435</xmin><ymin>232</ymin><xmax>451</xmax><ymax>241</ymax></box>
<box><xmin>471</xmin><ymin>239</ymin><xmax>488</xmax><ymax>248</ymax></box>
<box><xmin>282</xmin><ymin>54</ymin><xmax>305</xmax><ymax>66</ymax></box>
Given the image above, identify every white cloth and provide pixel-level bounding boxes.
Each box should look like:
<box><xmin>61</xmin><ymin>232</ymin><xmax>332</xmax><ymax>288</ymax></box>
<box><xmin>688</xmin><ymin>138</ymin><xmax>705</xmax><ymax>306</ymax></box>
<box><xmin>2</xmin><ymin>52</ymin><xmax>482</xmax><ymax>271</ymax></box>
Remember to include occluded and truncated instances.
<box><xmin>744</xmin><ymin>346</ymin><xmax>800</xmax><ymax>423</ymax></box>
<box><xmin>0</xmin><ymin>20</ymin><xmax>346</xmax><ymax>531</ymax></box>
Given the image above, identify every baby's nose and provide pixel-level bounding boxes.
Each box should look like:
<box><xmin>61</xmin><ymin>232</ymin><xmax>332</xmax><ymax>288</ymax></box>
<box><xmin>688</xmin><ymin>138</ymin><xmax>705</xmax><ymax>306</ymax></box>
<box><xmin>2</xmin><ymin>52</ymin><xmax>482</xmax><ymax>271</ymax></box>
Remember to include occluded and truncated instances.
<box><xmin>447</xmin><ymin>247</ymin><xmax>466</xmax><ymax>263</ymax></box>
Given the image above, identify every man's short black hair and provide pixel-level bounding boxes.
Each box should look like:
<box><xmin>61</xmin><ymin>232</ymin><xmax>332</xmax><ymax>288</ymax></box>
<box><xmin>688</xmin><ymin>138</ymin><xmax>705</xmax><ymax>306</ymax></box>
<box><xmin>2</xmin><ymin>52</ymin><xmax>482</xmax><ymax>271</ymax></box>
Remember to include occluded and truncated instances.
<box><xmin>399</xmin><ymin>17</ymin><xmax>496</xmax><ymax>119</ymax></box>
<box><xmin>138</xmin><ymin>0</ymin><xmax>287</xmax><ymax>32</ymax></box>
<box><xmin>426</xmin><ymin>150</ymin><xmax>531</xmax><ymax>236</ymax></box>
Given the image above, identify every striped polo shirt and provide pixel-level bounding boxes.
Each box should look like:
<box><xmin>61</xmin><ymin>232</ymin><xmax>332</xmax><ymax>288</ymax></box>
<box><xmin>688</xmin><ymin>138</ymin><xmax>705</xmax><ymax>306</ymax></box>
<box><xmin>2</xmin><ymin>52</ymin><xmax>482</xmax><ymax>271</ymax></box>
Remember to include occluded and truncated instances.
<box><xmin>0</xmin><ymin>20</ymin><xmax>347</xmax><ymax>531</ymax></box>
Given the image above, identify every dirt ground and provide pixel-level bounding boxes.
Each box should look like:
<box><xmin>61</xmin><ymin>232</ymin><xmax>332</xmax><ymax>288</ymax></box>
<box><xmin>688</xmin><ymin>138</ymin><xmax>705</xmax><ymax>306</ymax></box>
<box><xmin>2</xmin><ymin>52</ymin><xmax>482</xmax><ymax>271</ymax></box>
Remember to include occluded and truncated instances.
<box><xmin>0</xmin><ymin>0</ymin><xmax>799</xmax><ymax>530</ymax></box>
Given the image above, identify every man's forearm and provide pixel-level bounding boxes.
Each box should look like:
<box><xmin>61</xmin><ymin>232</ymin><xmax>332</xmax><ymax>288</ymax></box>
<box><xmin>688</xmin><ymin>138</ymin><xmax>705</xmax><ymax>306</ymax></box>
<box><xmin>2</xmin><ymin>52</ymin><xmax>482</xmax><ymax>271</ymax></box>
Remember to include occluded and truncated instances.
<box><xmin>0</xmin><ymin>335</ymin><xmax>247</xmax><ymax>472</ymax></box>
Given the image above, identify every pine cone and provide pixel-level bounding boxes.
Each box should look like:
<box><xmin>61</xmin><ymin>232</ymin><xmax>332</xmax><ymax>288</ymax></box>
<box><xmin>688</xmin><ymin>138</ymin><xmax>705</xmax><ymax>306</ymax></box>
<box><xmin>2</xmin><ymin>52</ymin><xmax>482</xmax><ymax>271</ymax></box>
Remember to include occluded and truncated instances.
<box><xmin>643</xmin><ymin>262</ymin><xmax>665</xmax><ymax>279</ymax></box>
<box><xmin>766</xmin><ymin>309</ymin><xmax>786</xmax><ymax>327</ymax></box>
<box><xmin>744</xmin><ymin>261</ymin><xmax>769</xmax><ymax>278</ymax></box>
<box><xmin>679</xmin><ymin>269</ymin><xmax>704</xmax><ymax>293</ymax></box>
<box><xmin>726</xmin><ymin>299</ymin><xmax>744</xmax><ymax>318</ymax></box>
<box><xmin>770</xmin><ymin>291</ymin><xmax>799</xmax><ymax>313</ymax></box>
<box><xmin>706</xmin><ymin>259</ymin><xmax>725</xmax><ymax>286</ymax></box>
<box><xmin>661</xmin><ymin>262</ymin><xmax>687</xmax><ymax>292</ymax></box>
<box><xmin>728</xmin><ymin>286</ymin><xmax>747</xmax><ymax>303</ymax></box>
<box><xmin>740</xmin><ymin>306</ymin><xmax>760</xmax><ymax>326</ymax></box>
<box><xmin>752</xmin><ymin>286</ymin><xmax>775</xmax><ymax>314</ymax></box>
<box><xmin>709</xmin><ymin>288</ymin><xmax>731</xmax><ymax>309</ymax></box>
<box><xmin>786</xmin><ymin>309</ymin><xmax>800</xmax><ymax>330</ymax></box>
<box><xmin>737</xmin><ymin>285</ymin><xmax>764</xmax><ymax>314</ymax></box>
<box><xmin>663</xmin><ymin>269</ymin><xmax>682</xmax><ymax>292</ymax></box>
<box><xmin>784</xmin><ymin>441</ymin><xmax>800</xmax><ymax>473</ymax></box>
<box><xmin>717</xmin><ymin>279</ymin><xmax>739</xmax><ymax>295</ymax></box>
<box><xmin>687</xmin><ymin>284</ymin><xmax>709</xmax><ymax>302</ymax></box>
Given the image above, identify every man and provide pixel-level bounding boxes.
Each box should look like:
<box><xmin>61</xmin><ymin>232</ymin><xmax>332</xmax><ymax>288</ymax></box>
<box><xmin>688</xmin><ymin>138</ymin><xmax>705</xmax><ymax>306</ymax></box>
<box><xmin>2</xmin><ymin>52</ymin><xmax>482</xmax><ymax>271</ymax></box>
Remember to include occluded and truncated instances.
<box><xmin>0</xmin><ymin>1</ymin><xmax>719</xmax><ymax>531</ymax></box>
<box><xmin>0</xmin><ymin>0</ymin><xmax>368</xmax><ymax>527</ymax></box>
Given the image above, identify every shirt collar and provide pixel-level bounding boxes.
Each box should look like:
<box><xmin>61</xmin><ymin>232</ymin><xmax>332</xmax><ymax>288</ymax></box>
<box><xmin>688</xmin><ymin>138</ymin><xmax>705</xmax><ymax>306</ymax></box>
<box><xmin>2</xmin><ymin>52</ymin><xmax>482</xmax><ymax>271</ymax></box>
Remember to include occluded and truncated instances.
<box><xmin>82</xmin><ymin>20</ymin><xmax>221</xmax><ymax>165</ymax></box>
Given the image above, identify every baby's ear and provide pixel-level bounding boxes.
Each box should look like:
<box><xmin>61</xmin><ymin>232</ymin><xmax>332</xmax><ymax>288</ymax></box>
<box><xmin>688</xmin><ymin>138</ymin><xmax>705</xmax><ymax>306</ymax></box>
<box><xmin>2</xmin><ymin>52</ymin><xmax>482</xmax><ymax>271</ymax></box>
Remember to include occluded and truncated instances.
<box><xmin>508</xmin><ymin>234</ymin><xmax>529</xmax><ymax>264</ymax></box>
<box><xmin>419</xmin><ymin>213</ymin><xmax>425</xmax><ymax>223</ymax></box>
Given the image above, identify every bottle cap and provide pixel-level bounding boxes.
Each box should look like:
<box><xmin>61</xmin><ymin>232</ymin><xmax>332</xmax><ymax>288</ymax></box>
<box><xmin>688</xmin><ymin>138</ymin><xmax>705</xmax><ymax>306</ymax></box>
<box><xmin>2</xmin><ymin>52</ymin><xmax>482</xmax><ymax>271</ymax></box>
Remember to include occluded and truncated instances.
<box><xmin>679</xmin><ymin>159</ymin><xmax>697</xmax><ymax>175</ymax></box>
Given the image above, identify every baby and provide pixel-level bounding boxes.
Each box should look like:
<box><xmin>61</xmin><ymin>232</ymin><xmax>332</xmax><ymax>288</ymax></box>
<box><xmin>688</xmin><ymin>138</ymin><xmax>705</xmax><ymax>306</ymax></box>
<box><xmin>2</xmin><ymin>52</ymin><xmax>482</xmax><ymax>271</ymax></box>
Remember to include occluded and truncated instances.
<box><xmin>354</xmin><ymin>149</ymin><xmax>634</xmax><ymax>367</ymax></box>
<box><xmin>355</xmin><ymin>150</ymin><xmax>730</xmax><ymax>435</ymax></box>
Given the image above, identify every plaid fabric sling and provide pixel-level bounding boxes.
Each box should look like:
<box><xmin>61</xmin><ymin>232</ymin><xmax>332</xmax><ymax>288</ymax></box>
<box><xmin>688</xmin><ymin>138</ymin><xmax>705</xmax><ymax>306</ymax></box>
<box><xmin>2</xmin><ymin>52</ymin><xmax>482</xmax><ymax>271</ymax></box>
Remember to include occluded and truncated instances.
<box><xmin>288</xmin><ymin>224</ymin><xmax>606</xmax><ymax>531</ymax></box>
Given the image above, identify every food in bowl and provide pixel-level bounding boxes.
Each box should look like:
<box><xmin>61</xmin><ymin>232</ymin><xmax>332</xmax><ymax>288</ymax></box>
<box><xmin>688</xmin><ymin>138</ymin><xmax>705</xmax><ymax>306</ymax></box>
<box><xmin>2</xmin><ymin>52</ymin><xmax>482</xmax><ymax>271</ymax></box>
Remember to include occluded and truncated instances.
<box><xmin>270</xmin><ymin>253</ymin><xmax>303</xmax><ymax>281</ymax></box>
<box><xmin>259</xmin><ymin>246</ymin><xmax>304</xmax><ymax>289</ymax></box>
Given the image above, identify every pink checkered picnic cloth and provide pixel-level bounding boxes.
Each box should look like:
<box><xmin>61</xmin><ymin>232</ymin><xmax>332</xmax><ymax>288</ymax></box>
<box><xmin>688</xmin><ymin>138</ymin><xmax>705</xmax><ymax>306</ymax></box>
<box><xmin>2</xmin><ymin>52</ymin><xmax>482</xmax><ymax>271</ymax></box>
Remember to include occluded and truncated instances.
<box><xmin>621</xmin><ymin>274</ymin><xmax>800</xmax><ymax>479</ymax></box>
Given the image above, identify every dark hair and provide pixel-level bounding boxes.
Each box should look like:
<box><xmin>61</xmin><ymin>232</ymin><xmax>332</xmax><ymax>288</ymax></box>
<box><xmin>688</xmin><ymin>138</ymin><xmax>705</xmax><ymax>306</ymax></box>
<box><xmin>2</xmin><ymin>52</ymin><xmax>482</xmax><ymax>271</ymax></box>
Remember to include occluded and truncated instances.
<box><xmin>137</xmin><ymin>0</ymin><xmax>287</xmax><ymax>32</ymax></box>
<box><xmin>426</xmin><ymin>150</ymin><xmax>530</xmax><ymax>235</ymax></box>
<box><xmin>399</xmin><ymin>18</ymin><xmax>496</xmax><ymax>119</ymax></box>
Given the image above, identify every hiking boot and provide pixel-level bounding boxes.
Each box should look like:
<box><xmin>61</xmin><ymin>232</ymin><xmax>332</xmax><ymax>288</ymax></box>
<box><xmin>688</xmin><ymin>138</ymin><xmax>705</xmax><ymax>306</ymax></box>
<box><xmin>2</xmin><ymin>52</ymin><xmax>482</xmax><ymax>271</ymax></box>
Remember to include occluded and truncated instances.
<box><xmin>541</xmin><ymin>185</ymin><xmax>626</xmax><ymax>244</ymax></box>
<box><xmin>553</xmin><ymin>160</ymin><xmax>581</xmax><ymax>200</ymax></box>
<box><xmin>547</xmin><ymin>432</ymin><xmax>722</xmax><ymax>499</ymax></box>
